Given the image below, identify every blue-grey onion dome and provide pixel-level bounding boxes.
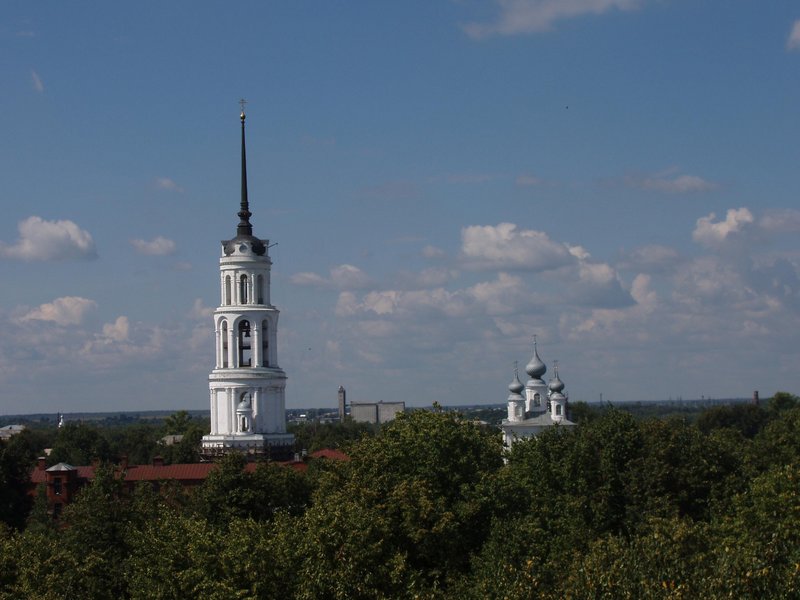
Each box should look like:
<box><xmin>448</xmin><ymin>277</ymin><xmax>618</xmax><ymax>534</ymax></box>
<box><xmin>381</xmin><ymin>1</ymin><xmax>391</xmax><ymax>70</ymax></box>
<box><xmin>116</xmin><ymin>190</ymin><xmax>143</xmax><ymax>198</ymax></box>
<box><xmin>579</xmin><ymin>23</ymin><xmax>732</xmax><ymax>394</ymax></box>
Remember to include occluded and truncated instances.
<box><xmin>509</xmin><ymin>372</ymin><xmax>525</xmax><ymax>395</ymax></box>
<box><xmin>548</xmin><ymin>373</ymin><xmax>565</xmax><ymax>393</ymax></box>
<box><xmin>237</xmin><ymin>397</ymin><xmax>252</xmax><ymax>410</ymax></box>
<box><xmin>525</xmin><ymin>349</ymin><xmax>546</xmax><ymax>379</ymax></box>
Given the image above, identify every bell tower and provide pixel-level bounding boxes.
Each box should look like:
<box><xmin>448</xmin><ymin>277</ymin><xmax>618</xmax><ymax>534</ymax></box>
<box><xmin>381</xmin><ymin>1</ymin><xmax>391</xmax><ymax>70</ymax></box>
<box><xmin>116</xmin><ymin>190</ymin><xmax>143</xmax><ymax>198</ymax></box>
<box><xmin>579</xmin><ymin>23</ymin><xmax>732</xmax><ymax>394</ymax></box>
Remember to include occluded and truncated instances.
<box><xmin>201</xmin><ymin>104</ymin><xmax>294</xmax><ymax>458</ymax></box>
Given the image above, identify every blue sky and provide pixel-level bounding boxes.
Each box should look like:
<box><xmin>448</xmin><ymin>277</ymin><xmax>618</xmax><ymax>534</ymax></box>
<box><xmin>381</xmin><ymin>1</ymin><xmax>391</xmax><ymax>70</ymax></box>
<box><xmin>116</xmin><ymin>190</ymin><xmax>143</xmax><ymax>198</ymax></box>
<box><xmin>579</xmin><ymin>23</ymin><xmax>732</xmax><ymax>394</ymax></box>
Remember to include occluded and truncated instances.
<box><xmin>1</xmin><ymin>1</ymin><xmax>799</xmax><ymax>414</ymax></box>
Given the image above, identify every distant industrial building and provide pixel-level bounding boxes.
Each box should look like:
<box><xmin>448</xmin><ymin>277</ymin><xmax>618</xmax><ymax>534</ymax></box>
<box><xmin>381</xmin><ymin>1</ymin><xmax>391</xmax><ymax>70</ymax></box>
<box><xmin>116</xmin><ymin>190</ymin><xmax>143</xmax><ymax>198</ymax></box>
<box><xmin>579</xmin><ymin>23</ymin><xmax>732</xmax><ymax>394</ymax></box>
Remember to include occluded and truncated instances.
<box><xmin>350</xmin><ymin>400</ymin><xmax>405</xmax><ymax>425</ymax></box>
<box><xmin>338</xmin><ymin>386</ymin><xmax>404</xmax><ymax>424</ymax></box>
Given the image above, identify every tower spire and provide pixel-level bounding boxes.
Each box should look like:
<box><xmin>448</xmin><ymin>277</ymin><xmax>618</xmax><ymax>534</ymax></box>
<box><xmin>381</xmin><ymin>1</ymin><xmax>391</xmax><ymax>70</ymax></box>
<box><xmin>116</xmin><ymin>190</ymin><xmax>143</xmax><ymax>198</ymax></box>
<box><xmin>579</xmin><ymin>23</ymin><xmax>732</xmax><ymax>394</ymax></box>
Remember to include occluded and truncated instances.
<box><xmin>237</xmin><ymin>99</ymin><xmax>252</xmax><ymax>237</ymax></box>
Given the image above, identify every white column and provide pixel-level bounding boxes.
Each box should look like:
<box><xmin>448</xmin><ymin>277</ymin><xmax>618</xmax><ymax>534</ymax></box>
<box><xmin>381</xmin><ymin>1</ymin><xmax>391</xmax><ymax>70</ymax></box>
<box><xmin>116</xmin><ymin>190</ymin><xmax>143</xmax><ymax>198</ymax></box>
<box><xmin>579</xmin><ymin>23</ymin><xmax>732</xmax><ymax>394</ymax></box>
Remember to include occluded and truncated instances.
<box><xmin>215</xmin><ymin>327</ymin><xmax>221</xmax><ymax>368</ymax></box>
<box><xmin>228</xmin><ymin>325</ymin><xmax>236</xmax><ymax>368</ymax></box>
<box><xmin>252</xmin><ymin>321</ymin><xmax>261</xmax><ymax>368</ymax></box>
<box><xmin>210</xmin><ymin>389</ymin><xmax>217</xmax><ymax>434</ymax></box>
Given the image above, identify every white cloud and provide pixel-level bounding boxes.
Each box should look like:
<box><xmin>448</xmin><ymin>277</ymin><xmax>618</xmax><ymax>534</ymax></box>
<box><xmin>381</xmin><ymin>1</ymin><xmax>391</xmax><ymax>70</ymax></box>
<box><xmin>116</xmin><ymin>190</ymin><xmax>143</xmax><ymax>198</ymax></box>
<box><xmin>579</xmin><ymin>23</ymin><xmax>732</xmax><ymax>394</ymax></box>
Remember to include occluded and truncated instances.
<box><xmin>460</xmin><ymin>222</ymin><xmax>573</xmax><ymax>271</ymax></box>
<box><xmin>760</xmin><ymin>209</ymin><xmax>800</xmax><ymax>233</ymax></box>
<box><xmin>692</xmin><ymin>207</ymin><xmax>754</xmax><ymax>247</ymax></box>
<box><xmin>787</xmin><ymin>20</ymin><xmax>800</xmax><ymax>50</ymax></box>
<box><xmin>463</xmin><ymin>0</ymin><xmax>641</xmax><ymax>39</ymax></box>
<box><xmin>0</xmin><ymin>216</ymin><xmax>96</xmax><ymax>261</ymax></box>
<box><xmin>155</xmin><ymin>177</ymin><xmax>184</xmax><ymax>193</ymax></box>
<box><xmin>30</xmin><ymin>70</ymin><xmax>44</xmax><ymax>93</ymax></box>
<box><xmin>422</xmin><ymin>245</ymin><xmax>446</xmax><ymax>259</ymax></box>
<box><xmin>102</xmin><ymin>316</ymin><xmax>130</xmax><ymax>342</ymax></box>
<box><xmin>130</xmin><ymin>236</ymin><xmax>176</xmax><ymax>256</ymax></box>
<box><xmin>625</xmin><ymin>173</ymin><xmax>717</xmax><ymax>193</ymax></box>
<box><xmin>330</xmin><ymin>264</ymin><xmax>370</xmax><ymax>288</ymax></box>
<box><xmin>291</xmin><ymin>272</ymin><xmax>329</xmax><ymax>287</ymax></box>
<box><xmin>619</xmin><ymin>245</ymin><xmax>681</xmax><ymax>273</ymax></box>
<box><xmin>290</xmin><ymin>264</ymin><xmax>370</xmax><ymax>289</ymax></box>
<box><xmin>19</xmin><ymin>297</ymin><xmax>97</xmax><ymax>326</ymax></box>
<box><xmin>190</xmin><ymin>299</ymin><xmax>213</xmax><ymax>320</ymax></box>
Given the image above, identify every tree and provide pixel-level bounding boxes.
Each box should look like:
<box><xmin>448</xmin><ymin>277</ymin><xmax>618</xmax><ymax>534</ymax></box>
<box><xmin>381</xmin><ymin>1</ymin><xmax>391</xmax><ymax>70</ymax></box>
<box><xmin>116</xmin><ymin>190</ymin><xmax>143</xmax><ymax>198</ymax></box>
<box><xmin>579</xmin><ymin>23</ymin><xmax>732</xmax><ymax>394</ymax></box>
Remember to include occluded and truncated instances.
<box><xmin>302</xmin><ymin>410</ymin><xmax>504</xmax><ymax>594</ymax></box>
<box><xmin>47</xmin><ymin>422</ymin><xmax>112</xmax><ymax>466</ymax></box>
<box><xmin>163</xmin><ymin>410</ymin><xmax>193</xmax><ymax>435</ymax></box>
<box><xmin>695</xmin><ymin>403</ymin><xmax>769</xmax><ymax>438</ymax></box>
<box><xmin>767</xmin><ymin>391</ymin><xmax>799</xmax><ymax>414</ymax></box>
<box><xmin>0</xmin><ymin>433</ymin><xmax>40</xmax><ymax>529</ymax></box>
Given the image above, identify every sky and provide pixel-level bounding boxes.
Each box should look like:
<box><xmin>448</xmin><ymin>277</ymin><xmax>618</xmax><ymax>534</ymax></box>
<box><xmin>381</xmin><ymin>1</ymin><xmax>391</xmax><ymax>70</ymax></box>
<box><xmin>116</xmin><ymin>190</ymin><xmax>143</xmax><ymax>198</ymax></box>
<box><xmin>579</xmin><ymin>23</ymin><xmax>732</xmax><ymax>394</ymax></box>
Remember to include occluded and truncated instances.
<box><xmin>1</xmin><ymin>1</ymin><xmax>799</xmax><ymax>415</ymax></box>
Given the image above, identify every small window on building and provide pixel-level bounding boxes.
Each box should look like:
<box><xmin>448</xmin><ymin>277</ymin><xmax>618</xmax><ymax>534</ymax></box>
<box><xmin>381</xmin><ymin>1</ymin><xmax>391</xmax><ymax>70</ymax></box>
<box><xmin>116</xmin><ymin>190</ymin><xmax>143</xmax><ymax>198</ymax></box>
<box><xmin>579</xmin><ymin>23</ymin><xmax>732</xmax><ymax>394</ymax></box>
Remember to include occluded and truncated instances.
<box><xmin>238</xmin><ymin>320</ymin><xmax>252</xmax><ymax>367</ymax></box>
<box><xmin>261</xmin><ymin>321</ymin><xmax>269</xmax><ymax>367</ymax></box>
<box><xmin>225</xmin><ymin>276</ymin><xmax>231</xmax><ymax>305</ymax></box>
<box><xmin>533</xmin><ymin>393</ymin><xmax>541</xmax><ymax>406</ymax></box>
<box><xmin>555</xmin><ymin>404</ymin><xmax>562</xmax><ymax>416</ymax></box>
<box><xmin>257</xmin><ymin>274</ymin><xmax>264</xmax><ymax>304</ymax></box>
<box><xmin>240</xmin><ymin>274</ymin><xmax>248</xmax><ymax>304</ymax></box>
<box><xmin>53</xmin><ymin>478</ymin><xmax>62</xmax><ymax>496</ymax></box>
<box><xmin>221</xmin><ymin>321</ymin><xmax>229</xmax><ymax>368</ymax></box>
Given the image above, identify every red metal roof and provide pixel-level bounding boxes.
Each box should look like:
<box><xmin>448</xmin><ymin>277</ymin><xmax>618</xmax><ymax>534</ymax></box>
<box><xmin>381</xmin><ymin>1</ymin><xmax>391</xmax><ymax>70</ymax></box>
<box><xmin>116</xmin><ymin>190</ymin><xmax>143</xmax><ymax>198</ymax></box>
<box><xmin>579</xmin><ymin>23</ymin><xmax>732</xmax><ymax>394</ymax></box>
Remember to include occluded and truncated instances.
<box><xmin>29</xmin><ymin>448</ymin><xmax>348</xmax><ymax>486</ymax></box>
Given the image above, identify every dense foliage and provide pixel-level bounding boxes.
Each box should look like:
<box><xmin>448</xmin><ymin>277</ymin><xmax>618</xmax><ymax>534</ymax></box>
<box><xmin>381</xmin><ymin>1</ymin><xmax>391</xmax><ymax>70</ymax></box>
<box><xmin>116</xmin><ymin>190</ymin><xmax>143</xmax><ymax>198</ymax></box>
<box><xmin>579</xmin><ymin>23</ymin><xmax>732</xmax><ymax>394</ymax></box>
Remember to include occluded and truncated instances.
<box><xmin>1</xmin><ymin>394</ymin><xmax>799</xmax><ymax>598</ymax></box>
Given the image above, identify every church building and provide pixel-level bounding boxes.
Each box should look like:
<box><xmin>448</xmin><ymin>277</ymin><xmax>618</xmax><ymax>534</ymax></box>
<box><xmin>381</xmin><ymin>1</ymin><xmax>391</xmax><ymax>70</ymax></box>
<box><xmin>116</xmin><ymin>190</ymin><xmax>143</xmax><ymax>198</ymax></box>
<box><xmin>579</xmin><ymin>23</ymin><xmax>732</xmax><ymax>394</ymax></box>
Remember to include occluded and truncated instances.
<box><xmin>500</xmin><ymin>339</ymin><xmax>575</xmax><ymax>448</ymax></box>
<box><xmin>201</xmin><ymin>107</ymin><xmax>294</xmax><ymax>459</ymax></box>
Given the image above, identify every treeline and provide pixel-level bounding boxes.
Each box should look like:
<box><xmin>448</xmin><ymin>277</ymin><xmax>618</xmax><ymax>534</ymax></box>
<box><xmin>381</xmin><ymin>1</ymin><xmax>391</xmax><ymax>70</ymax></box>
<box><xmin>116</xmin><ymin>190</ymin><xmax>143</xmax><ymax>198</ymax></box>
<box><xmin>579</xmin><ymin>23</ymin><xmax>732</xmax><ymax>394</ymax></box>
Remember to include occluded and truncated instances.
<box><xmin>1</xmin><ymin>394</ymin><xmax>799</xmax><ymax>598</ymax></box>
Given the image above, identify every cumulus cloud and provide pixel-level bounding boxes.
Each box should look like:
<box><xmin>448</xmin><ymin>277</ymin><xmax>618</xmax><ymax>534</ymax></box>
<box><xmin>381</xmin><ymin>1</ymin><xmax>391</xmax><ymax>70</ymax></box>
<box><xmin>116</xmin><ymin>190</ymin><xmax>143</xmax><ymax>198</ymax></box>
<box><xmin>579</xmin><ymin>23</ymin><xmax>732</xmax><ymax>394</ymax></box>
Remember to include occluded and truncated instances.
<box><xmin>570</xmin><ymin>261</ymin><xmax>634</xmax><ymax>308</ymax></box>
<box><xmin>760</xmin><ymin>209</ymin><xmax>800</xmax><ymax>233</ymax></box>
<box><xmin>787</xmin><ymin>20</ymin><xmax>800</xmax><ymax>50</ymax></box>
<box><xmin>102</xmin><ymin>316</ymin><xmax>130</xmax><ymax>342</ymax></box>
<box><xmin>460</xmin><ymin>222</ymin><xmax>573</xmax><ymax>271</ymax></box>
<box><xmin>290</xmin><ymin>264</ymin><xmax>370</xmax><ymax>289</ymax></box>
<box><xmin>155</xmin><ymin>177</ymin><xmax>184</xmax><ymax>193</ymax></box>
<box><xmin>462</xmin><ymin>0</ymin><xmax>641</xmax><ymax>39</ymax></box>
<box><xmin>19</xmin><ymin>296</ymin><xmax>97</xmax><ymax>326</ymax></box>
<box><xmin>624</xmin><ymin>172</ymin><xmax>717</xmax><ymax>193</ymax></box>
<box><xmin>130</xmin><ymin>236</ymin><xmax>176</xmax><ymax>256</ymax></box>
<box><xmin>291</xmin><ymin>272</ymin><xmax>329</xmax><ymax>287</ymax></box>
<box><xmin>190</xmin><ymin>299</ymin><xmax>213</xmax><ymax>320</ymax></box>
<box><xmin>30</xmin><ymin>70</ymin><xmax>44</xmax><ymax>93</ymax></box>
<box><xmin>618</xmin><ymin>245</ymin><xmax>682</xmax><ymax>273</ymax></box>
<box><xmin>331</xmin><ymin>264</ymin><xmax>371</xmax><ymax>288</ymax></box>
<box><xmin>0</xmin><ymin>216</ymin><xmax>96</xmax><ymax>261</ymax></box>
<box><xmin>422</xmin><ymin>245</ymin><xmax>446</xmax><ymax>259</ymax></box>
<box><xmin>692</xmin><ymin>207</ymin><xmax>754</xmax><ymax>247</ymax></box>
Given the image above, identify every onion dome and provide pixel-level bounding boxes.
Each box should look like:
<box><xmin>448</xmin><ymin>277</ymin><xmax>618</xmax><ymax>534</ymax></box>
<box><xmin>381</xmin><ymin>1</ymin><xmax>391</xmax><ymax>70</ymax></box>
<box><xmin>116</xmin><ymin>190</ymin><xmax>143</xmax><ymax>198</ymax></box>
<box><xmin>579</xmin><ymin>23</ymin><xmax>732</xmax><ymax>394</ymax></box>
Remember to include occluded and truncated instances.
<box><xmin>525</xmin><ymin>338</ymin><xmax>547</xmax><ymax>379</ymax></box>
<box><xmin>237</xmin><ymin>396</ymin><xmax>252</xmax><ymax>410</ymax></box>
<box><xmin>508</xmin><ymin>369</ymin><xmax>525</xmax><ymax>395</ymax></box>
<box><xmin>548</xmin><ymin>369</ymin><xmax>565</xmax><ymax>394</ymax></box>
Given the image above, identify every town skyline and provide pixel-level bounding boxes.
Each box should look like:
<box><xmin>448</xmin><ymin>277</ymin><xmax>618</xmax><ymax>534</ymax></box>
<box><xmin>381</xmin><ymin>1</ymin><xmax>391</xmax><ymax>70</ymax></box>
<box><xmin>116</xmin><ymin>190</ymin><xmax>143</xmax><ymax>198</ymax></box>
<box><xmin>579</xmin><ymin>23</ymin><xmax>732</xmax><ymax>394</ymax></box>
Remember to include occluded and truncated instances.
<box><xmin>1</xmin><ymin>1</ymin><xmax>799</xmax><ymax>414</ymax></box>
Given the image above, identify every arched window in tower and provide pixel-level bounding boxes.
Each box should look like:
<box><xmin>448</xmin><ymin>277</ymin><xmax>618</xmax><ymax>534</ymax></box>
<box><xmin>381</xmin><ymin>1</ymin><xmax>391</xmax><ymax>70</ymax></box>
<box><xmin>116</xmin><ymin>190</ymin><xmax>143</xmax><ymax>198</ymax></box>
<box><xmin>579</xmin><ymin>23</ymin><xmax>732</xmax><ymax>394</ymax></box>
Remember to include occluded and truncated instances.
<box><xmin>257</xmin><ymin>274</ymin><xmax>264</xmax><ymax>304</ymax></box>
<box><xmin>224</xmin><ymin>276</ymin><xmax>231</xmax><ymax>305</ymax></box>
<box><xmin>555</xmin><ymin>404</ymin><xmax>562</xmax><ymax>416</ymax></box>
<box><xmin>261</xmin><ymin>321</ymin><xmax>269</xmax><ymax>367</ymax></box>
<box><xmin>221</xmin><ymin>321</ymin><xmax>229</xmax><ymax>368</ymax></box>
<box><xmin>534</xmin><ymin>393</ymin><xmax>541</xmax><ymax>406</ymax></box>
<box><xmin>238</xmin><ymin>320</ymin><xmax>252</xmax><ymax>367</ymax></box>
<box><xmin>239</xmin><ymin>275</ymin><xmax>248</xmax><ymax>304</ymax></box>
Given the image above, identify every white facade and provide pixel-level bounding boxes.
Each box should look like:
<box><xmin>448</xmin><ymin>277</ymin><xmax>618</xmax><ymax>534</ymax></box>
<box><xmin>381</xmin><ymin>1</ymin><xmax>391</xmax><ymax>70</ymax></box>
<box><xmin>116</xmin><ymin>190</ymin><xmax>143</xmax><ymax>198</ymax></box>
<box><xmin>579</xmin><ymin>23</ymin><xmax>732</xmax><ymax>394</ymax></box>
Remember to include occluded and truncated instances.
<box><xmin>201</xmin><ymin>110</ymin><xmax>294</xmax><ymax>456</ymax></box>
<box><xmin>500</xmin><ymin>342</ymin><xmax>575</xmax><ymax>449</ymax></box>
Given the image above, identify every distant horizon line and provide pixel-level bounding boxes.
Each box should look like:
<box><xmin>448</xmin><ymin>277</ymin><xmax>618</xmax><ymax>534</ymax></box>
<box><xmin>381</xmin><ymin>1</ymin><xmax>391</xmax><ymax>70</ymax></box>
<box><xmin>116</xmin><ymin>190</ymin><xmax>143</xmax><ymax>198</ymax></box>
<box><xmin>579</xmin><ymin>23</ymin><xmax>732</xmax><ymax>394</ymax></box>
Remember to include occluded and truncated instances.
<box><xmin>0</xmin><ymin>396</ymin><xmax>756</xmax><ymax>421</ymax></box>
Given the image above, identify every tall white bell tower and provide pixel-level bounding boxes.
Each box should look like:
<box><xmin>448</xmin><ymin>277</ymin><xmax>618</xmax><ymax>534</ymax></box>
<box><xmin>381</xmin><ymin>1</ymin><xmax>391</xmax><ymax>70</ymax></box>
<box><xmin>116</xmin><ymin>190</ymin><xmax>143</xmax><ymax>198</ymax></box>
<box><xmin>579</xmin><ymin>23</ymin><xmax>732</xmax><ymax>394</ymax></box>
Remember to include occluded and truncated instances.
<box><xmin>201</xmin><ymin>105</ymin><xmax>294</xmax><ymax>458</ymax></box>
